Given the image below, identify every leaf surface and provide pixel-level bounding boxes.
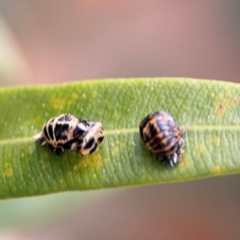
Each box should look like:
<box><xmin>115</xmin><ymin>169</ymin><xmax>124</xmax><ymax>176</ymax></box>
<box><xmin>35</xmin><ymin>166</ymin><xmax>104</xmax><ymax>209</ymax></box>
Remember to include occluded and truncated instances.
<box><xmin>0</xmin><ymin>78</ymin><xmax>240</xmax><ymax>198</ymax></box>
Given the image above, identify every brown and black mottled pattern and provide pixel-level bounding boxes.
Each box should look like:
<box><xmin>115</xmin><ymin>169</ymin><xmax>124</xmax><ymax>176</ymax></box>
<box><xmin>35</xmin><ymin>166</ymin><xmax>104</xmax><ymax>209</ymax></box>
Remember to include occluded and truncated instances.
<box><xmin>41</xmin><ymin>113</ymin><xmax>87</xmax><ymax>148</ymax></box>
<box><xmin>36</xmin><ymin>114</ymin><xmax>104</xmax><ymax>156</ymax></box>
<box><xmin>139</xmin><ymin>111</ymin><xmax>185</xmax><ymax>167</ymax></box>
<box><xmin>74</xmin><ymin>121</ymin><xmax>104</xmax><ymax>155</ymax></box>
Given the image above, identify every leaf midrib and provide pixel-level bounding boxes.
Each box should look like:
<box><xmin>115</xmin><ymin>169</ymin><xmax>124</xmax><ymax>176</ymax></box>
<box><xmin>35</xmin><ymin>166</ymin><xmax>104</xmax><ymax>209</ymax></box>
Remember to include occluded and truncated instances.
<box><xmin>0</xmin><ymin>125</ymin><xmax>239</xmax><ymax>145</ymax></box>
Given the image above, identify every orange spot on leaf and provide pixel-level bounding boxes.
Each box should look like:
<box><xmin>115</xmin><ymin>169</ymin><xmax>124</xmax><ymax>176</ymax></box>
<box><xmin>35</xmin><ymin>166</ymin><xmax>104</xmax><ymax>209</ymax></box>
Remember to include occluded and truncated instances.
<box><xmin>5</xmin><ymin>168</ymin><xmax>13</xmax><ymax>177</ymax></box>
<box><xmin>214</xmin><ymin>99</ymin><xmax>230</xmax><ymax>117</ymax></box>
<box><xmin>52</xmin><ymin>99</ymin><xmax>65</xmax><ymax>110</ymax></box>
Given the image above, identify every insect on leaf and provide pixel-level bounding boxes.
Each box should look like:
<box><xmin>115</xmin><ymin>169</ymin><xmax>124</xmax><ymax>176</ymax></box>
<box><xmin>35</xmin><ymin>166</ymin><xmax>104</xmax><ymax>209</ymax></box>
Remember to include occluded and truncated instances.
<box><xmin>0</xmin><ymin>78</ymin><xmax>240</xmax><ymax>199</ymax></box>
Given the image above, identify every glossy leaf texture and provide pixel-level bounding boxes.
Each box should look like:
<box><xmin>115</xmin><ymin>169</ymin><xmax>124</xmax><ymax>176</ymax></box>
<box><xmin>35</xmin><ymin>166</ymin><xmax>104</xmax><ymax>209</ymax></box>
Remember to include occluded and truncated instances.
<box><xmin>0</xmin><ymin>78</ymin><xmax>240</xmax><ymax>199</ymax></box>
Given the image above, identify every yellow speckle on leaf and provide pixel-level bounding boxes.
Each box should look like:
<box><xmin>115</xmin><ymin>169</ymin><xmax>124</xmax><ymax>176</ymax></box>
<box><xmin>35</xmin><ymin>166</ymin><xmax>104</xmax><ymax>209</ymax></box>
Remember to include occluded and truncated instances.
<box><xmin>233</xmin><ymin>96</ymin><xmax>240</xmax><ymax>104</ymax></box>
<box><xmin>214</xmin><ymin>99</ymin><xmax>230</xmax><ymax>117</ymax></box>
<box><xmin>5</xmin><ymin>168</ymin><xmax>13</xmax><ymax>177</ymax></box>
<box><xmin>93</xmin><ymin>159</ymin><xmax>101</xmax><ymax>167</ymax></box>
<box><xmin>71</xmin><ymin>93</ymin><xmax>78</xmax><ymax>100</ymax></box>
<box><xmin>52</xmin><ymin>99</ymin><xmax>65</xmax><ymax>110</ymax></box>
<box><xmin>181</xmin><ymin>155</ymin><xmax>190</xmax><ymax>167</ymax></box>
<box><xmin>213</xmin><ymin>166</ymin><xmax>221</xmax><ymax>173</ymax></box>
<box><xmin>76</xmin><ymin>159</ymin><xmax>87</xmax><ymax>169</ymax></box>
<box><xmin>103</xmin><ymin>158</ymin><xmax>109</xmax><ymax>163</ymax></box>
<box><xmin>92</xmin><ymin>154</ymin><xmax>102</xmax><ymax>168</ymax></box>
<box><xmin>198</xmin><ymin>144</ymin><xmax>205</xmax><ymax>153</ymax></box>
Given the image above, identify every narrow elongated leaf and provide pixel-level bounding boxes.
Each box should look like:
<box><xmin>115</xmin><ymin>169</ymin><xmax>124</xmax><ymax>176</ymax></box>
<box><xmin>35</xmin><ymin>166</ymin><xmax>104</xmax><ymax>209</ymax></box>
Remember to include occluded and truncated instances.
<box><xmin>0</xmin><ymin>78</ymin><xmax>240</xmax><ymax>199</ymax></box>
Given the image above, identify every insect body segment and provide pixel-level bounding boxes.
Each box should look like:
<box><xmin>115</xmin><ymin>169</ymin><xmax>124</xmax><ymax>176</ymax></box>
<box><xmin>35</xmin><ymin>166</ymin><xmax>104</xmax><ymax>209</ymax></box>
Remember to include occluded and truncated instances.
<box><xmin>35</xmin><ymin>114</ymin><xmax>104</xmax><ymax>155</ymax></box>
<box><xmin>72</xmin><ymin>121</ymin><xmax>104</xmax><ymax>155</ymax></box>
<box><xmin>139</xmin><ymin>111</ymin><xmax>185</xmax><ymax>167</ymax></box>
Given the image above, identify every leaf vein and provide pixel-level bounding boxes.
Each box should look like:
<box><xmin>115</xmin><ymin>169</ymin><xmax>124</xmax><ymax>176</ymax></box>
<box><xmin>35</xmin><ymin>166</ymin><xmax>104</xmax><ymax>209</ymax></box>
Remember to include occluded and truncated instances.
<box><xmin>0</xmin><ymin>125</ymin><xmax>239</xmax><ymax>146</ymax></box>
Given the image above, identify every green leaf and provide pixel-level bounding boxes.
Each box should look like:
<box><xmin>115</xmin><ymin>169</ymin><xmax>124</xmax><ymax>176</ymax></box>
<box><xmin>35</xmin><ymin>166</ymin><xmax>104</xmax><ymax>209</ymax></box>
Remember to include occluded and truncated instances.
<box><xmin>0</xmin><ymin>78</ymin><xmax>240</xmax><ymax>199</ymax></box>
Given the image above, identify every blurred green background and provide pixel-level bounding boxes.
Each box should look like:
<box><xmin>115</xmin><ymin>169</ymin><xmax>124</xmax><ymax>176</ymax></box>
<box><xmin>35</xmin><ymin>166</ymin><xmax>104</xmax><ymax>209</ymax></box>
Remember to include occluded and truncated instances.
<box><xmin>0</xmin><ymin>1</ymin><xmax>240</xmax><ymax>239</ymax></box>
